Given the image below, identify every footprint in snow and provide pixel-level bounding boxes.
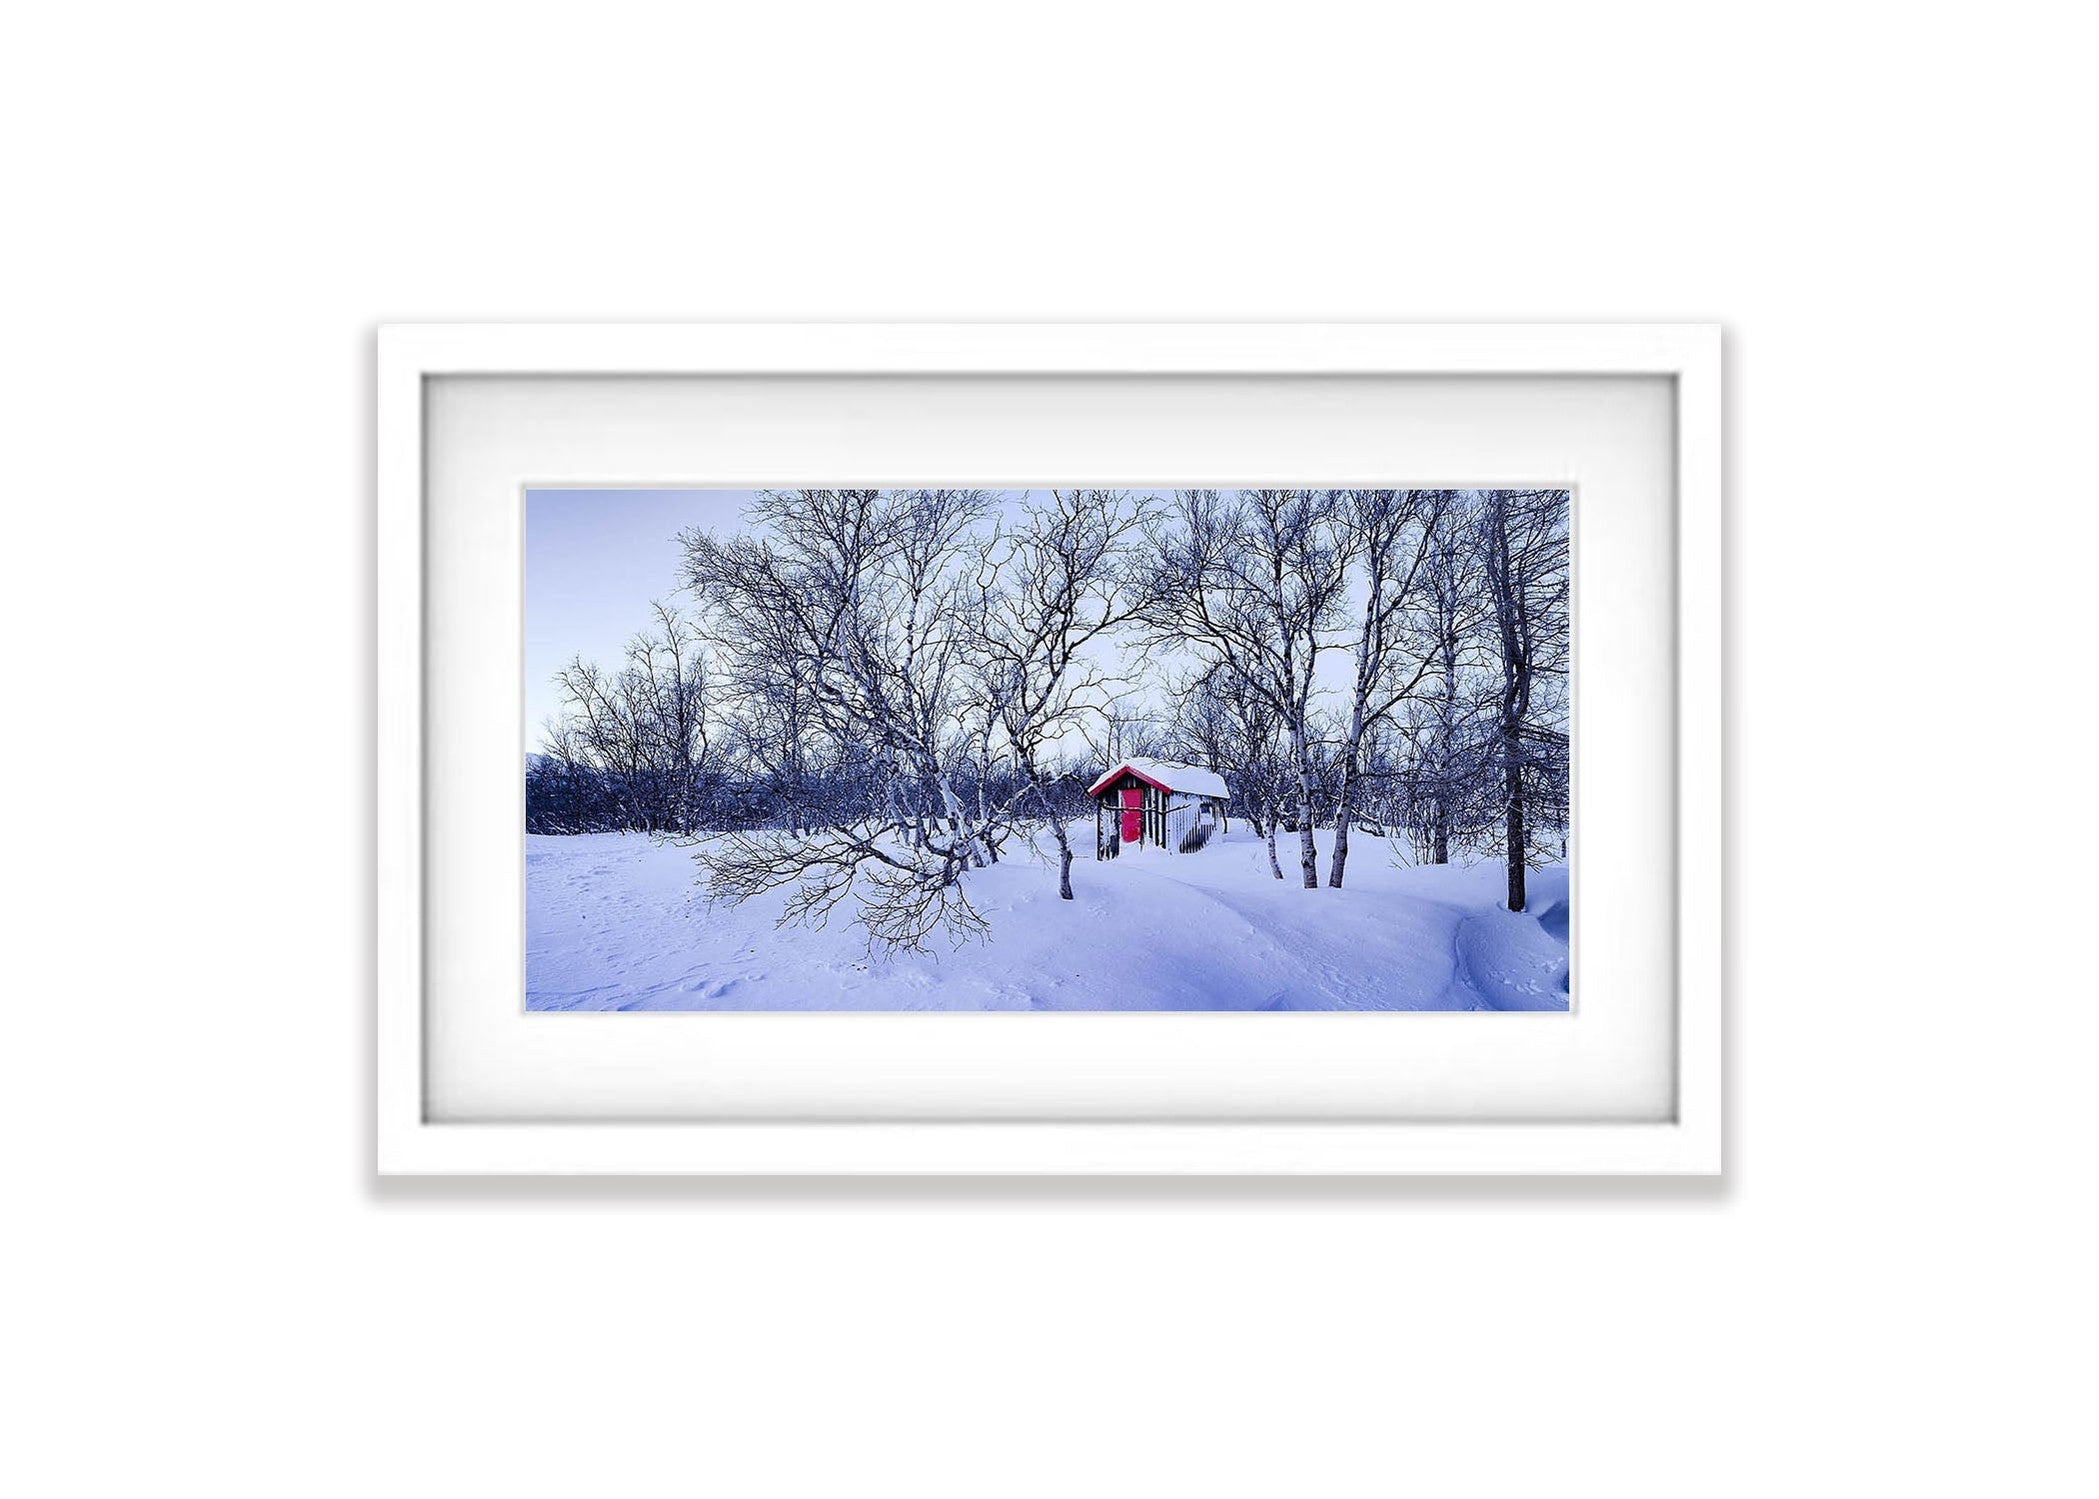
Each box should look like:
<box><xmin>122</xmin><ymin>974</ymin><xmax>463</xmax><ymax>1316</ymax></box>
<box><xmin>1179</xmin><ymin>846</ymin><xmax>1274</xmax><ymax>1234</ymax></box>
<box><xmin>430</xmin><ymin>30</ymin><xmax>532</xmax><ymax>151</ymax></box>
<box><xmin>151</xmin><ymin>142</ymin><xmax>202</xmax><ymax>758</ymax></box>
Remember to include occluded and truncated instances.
<box><xmin>680</xmin><ymin>976</ymin><xmax>742</xmax><ymax>999</ymax></box>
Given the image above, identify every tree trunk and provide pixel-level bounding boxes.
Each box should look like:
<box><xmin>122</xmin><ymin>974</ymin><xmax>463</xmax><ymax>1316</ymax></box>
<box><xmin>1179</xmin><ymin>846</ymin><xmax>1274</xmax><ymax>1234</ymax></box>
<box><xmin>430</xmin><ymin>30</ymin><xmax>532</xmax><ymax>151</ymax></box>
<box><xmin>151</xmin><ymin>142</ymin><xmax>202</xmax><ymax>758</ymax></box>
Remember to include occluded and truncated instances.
<box><xmin>1026</xmin><ymin>766</ymin><xmax>1075</xmax><ymax>900</ymax></box>
<box><xmin>1328</xmin><ymin>751</ymin><xmax>1351</xmax><ymax>887</ymax></box>
<box><xmin>1264</xmin><ymin>819</ymin><xmax>1284</xmax><ymax>880</ymax></box>
<box><xmin>1329</xmin><ymin>697</ymin><xmax>1367</xmax><ymax>887</ymax></box>
<box><xmin>1502</xmin><ymin>728</ymin><xmax>1526</xmax><ymax>912</ymax></box>
<box><xmin>1430</xmin><ymin>728</ymin><xmax>1451</xmax><ymax>864</ymax></box>
<box><xmin>1290</xmin><ymin>729</ymin><xmax>1320</xmax><ymax>888</ymax></box>
<box><xmin>1329</xmin><ymin>744</ymin><xmax>1354</xmax><ymax>888</ymax></box>
<box><xmin>1046</xmin><ymin>814</ymin><xmax>1074</xmax><ymax>900</ymax></box>
<box><xmin>935</xmin><ymin>775</ymin><xmax>986</xmax><ymax>868</ymax></box>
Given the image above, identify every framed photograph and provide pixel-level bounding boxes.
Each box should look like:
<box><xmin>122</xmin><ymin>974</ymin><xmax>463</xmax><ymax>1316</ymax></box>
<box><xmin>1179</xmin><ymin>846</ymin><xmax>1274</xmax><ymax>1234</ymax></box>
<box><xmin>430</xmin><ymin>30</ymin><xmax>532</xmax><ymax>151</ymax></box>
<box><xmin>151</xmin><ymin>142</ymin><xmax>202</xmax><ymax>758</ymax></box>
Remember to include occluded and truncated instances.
<box><xmin>378</xmin><ymin>323</ymin><xmax>1721</xmax><ymax>1174</ymax></box>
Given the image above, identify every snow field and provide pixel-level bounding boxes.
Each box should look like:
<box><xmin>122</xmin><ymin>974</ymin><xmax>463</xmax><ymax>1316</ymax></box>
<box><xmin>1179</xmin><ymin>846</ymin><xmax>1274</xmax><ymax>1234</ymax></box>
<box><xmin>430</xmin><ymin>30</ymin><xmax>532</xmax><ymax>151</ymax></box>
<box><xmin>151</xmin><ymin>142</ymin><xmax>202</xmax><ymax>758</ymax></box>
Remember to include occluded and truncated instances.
<box><xmin>527</xmin><ymin>823</ymin><xmax>1570</xmax><ymax>1012</ymax></box>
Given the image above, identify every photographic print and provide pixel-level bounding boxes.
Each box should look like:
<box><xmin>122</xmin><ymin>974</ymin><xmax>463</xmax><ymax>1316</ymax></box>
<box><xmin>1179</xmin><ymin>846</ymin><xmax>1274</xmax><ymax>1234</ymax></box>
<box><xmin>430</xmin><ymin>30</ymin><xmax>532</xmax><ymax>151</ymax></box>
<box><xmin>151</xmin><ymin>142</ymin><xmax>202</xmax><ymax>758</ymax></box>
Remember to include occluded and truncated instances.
<box><xmin>526</xmin><ymin>487</ymin><xmax>1570</xmax><ymax>1011</ymax></box>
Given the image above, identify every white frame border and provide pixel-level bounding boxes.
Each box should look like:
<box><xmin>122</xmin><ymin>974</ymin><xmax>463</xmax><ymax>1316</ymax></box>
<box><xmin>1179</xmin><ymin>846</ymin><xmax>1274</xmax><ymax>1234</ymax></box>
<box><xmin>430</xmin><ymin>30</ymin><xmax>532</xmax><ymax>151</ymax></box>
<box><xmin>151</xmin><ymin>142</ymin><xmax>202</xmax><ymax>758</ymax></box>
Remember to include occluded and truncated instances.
<box><xmin>377</xmin><ymin>323</ymin><xmax>1721</xmax><ymax>1175</ymax></box>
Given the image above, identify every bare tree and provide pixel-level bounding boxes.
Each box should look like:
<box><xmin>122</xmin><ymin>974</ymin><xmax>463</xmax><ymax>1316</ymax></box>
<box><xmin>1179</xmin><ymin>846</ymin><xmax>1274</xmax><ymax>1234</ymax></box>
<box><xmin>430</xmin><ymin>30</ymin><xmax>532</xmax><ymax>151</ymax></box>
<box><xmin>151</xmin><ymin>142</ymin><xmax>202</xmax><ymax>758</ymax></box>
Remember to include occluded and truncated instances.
<box><xmin>1203</xmin><ymin>663</ymin><xmax>1294</xmax><ymax>879</ymax></box>
<box><xmin>713</xmin><ymin>643</ymin><xmax>822</xmax><ymax>834</ymax></box>
<box><xmin>1162</xmin><ymin>671</ymin><xmax>1233</xmax><ymax>779</ymax></box>
<box><xmin>1392</xmin><ymin>495</ymin><xmax>1496</xmax><ymax>863</ymax></box>
<box><xmin>679</xmin><ymin>489</ymin><xmax>998</xmax><ymax>950</ymax></box>
<box><xmin>1137</xmin><ymin>489</ymin><xmax>1349</xmax><ymax>888</ymax></box>
<box><xmin>1078</xmin><ymin>703</ymin><xmax>1165</xmax><ymax>769</ymax></box>
<box><xmin>1327</xmin><ymin>489</ymin><xmax>1449</xmax><ymax>888</ymax></box>
<box><xmin>971</xmin><ymin>489</ymin><xmax>1149</xmax><ymax>899</ymax></box>
<box><xmin>1471</xmin><ymin>488</ymin><xmax>1571</xmax><ymax>911</ymax></box>
<box><xmin>547</xmin><ymin>601</ymin><xmax>715</xmax><ymax>833</ymax></box>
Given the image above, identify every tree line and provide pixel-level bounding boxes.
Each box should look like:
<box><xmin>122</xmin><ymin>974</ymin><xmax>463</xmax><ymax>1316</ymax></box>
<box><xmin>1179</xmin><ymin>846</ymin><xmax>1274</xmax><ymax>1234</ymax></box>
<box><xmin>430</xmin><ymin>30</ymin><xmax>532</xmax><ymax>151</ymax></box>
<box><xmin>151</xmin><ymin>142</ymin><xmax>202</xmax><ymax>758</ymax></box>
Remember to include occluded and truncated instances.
<box><xmin>527</xmin><ymin>488</ymin><xmax>1569</xmax><ymax>948</ymax></box>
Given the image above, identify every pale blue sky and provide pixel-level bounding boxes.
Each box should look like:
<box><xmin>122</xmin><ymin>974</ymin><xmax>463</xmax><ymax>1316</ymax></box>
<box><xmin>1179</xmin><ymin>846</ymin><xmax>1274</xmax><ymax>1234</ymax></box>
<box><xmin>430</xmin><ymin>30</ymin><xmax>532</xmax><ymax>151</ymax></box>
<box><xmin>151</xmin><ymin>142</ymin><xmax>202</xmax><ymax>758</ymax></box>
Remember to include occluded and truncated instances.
<box><xmin>526</xmin><ymin>488</ymin><xmax>762</xmax><ymax>745</ymax></box>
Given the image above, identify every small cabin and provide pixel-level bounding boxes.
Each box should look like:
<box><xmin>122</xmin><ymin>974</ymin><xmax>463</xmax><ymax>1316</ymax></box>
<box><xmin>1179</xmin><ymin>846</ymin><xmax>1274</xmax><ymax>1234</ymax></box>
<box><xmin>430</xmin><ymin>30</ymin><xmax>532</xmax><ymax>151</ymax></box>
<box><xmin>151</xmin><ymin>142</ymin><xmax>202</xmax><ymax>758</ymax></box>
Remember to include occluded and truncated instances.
<box><xmin>1087</xmin><ymin>759</ymin><xmax>1231</xmax><ymax>857</ymax></box>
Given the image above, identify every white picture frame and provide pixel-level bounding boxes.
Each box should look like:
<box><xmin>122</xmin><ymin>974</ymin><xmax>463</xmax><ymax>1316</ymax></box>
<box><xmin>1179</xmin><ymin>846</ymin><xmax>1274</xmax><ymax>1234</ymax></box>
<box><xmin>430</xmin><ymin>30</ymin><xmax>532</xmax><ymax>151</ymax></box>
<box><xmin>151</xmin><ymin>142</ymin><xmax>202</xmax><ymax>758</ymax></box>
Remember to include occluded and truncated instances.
<box><xmin>378</xmin><ymin>323</ymin><xmax>1722</xmax><ymax>1175</ymax></box>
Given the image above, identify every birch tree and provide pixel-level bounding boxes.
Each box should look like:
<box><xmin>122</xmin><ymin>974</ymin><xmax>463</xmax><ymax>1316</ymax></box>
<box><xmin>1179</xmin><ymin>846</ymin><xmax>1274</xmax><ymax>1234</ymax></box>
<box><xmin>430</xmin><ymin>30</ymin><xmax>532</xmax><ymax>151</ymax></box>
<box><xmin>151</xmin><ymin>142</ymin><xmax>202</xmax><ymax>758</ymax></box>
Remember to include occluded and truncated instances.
<box><xmin>1394</xmin><ymin>494</ymin><xmax>1496</xmax><ymax>863</ymax></box>
<box><xmin>1137</xmin><ymin>489</ymin><xmax>1348</xmax><ymax>888</ymax></box>
<box><xmin>970</xmin><ymin>489</ymin><xmax>1148</xmax><ymax>899</ymax></box>
<box><xmin>722</xmin><ymin>665</ymin><xmax>819</xmax><ymax>834</ymax></box>
<box><xmin>1472</xmin><ymin>488</ymin><xmax>1571</xmax><ymax>911</ymax></box>
<box><xmin>1163</xmin><ymin>672</ymin><xmax>1234</xmax><ymax>781</ymax></box>
<box><xmin>679</xmin><ymin>489</ymin><xmax>998</xmax><ymax>949</ymax></box>
<box><xmin>547</xmin><ymin>601</ymin><xmax>715</xmax><ymax>833</ymax></box>
<box><xmin>1327</xmin><ymin>488</ymin><xmax>1448</xmax><ymax>888</ymax></box>
<box><xmin>1205</xmin><ymin>663</ymin><xmax>1294</xmax><ymax>879</ymax></box>
<box><xmin>1079</xmin><ymin>704</ymin><xmax>1164</xmax><ymax>768</ymax></box>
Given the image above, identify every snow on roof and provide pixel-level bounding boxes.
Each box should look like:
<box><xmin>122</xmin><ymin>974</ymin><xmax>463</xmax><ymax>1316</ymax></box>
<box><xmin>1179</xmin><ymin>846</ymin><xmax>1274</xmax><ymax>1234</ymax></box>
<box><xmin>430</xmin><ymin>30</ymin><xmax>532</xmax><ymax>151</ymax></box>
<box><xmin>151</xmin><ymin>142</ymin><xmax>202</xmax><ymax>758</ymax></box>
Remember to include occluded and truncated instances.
<box><xmin>1087</xmin><ymin>758</ymin><xmax>1231</xmax><ymax>801</ymax></box>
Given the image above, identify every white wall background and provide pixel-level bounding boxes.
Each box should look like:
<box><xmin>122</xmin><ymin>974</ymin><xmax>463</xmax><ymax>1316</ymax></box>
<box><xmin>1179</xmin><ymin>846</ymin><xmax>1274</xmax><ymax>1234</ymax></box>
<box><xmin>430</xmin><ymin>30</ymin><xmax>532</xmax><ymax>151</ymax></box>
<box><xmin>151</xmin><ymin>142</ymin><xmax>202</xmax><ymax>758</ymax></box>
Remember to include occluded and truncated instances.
<box><xmin>5</xmin><ymin>4</ymin><xmax>2091</xmax><ymax>1495</ymax></box>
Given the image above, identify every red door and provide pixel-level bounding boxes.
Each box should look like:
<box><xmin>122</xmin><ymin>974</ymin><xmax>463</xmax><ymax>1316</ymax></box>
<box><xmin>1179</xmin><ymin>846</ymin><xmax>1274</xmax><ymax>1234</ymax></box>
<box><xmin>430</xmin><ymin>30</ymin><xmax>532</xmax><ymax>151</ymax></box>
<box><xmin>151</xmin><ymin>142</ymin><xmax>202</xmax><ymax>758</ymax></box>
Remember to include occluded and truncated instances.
<box><xmin>1120</xmin><ymin>788</ymin><xmax>1143</xmax><ymax>844</ymax></box>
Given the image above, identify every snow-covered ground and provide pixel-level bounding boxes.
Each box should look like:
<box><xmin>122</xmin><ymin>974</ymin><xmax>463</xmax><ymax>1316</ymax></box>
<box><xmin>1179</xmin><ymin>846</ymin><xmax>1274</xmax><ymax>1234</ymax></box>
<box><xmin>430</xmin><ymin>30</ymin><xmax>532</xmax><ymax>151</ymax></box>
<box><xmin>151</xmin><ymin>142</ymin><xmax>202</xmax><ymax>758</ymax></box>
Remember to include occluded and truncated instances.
<box><xmin>526</xmin><ymin>825</ymin><xmax>1569</xmax><ymax>1011</ymax></box>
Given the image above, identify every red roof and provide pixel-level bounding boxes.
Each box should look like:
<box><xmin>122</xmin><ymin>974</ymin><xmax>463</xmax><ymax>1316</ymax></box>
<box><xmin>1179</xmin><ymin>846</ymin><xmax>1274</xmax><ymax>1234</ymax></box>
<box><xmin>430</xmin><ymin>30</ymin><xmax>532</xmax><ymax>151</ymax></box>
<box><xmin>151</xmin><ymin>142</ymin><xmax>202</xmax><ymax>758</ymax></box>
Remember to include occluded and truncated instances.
<box><xmin>1085</xmin><ymin>759</ymin><xmax>1231</xmax><ymax>801</ymax></box>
